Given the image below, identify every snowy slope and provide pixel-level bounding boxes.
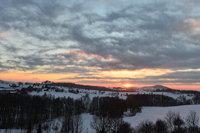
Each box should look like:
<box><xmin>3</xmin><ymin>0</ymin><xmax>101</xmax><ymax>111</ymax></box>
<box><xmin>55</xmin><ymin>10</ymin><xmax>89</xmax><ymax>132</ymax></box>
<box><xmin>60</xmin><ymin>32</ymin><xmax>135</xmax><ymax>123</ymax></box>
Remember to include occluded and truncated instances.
<box><xmin>28</xmin><ymin>88</ymin><xmax>121</xmax><ymax>100</ymax></box>
<box><xmin>0</xmin><ymin>80</ymin><xmax>11</xmax><ymax>89</ymax></box>
<box><xmin>124</xmin><ymin>105</ymin><xmax>200</xmax><ymax>127</ymax></box>
<box><xmin>0</xmin><ymin>80</ymin><xmax>196</xmax><ymax>100</ymax></box>
<box><xmin>135</xmin><ymin>85</ymin><xmax>172</xmax><ymax>92</ymax></box>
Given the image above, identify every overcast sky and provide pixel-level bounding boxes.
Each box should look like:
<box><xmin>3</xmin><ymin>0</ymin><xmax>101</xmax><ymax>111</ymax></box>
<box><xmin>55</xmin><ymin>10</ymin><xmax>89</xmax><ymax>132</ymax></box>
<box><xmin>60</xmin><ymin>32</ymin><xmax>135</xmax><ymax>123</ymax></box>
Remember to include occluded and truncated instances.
<box><xmin>0</xmin><ymin>0</ymin><xmax>200</xmax><ymax>89</ymax></box>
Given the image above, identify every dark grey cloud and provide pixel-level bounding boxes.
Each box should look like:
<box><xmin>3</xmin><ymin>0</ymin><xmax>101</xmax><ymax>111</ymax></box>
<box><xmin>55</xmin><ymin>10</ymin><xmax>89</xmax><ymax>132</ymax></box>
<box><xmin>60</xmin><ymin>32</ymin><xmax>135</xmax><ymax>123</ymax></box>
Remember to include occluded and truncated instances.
<box><xmin>131</xmin><ymin>71</ymin><xmax>200</xmax><ymax>85</ymax></box>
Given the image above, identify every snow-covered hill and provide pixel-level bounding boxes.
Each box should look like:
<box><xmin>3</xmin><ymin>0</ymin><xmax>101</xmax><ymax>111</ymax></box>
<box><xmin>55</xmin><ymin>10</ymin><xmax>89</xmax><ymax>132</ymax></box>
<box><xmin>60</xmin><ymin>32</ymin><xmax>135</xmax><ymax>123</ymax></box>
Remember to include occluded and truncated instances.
<box><xmin>0</xmin><ymin>80</ymin><xmax>197</xmax><ymax>101</ymax></box>
<box><xmin>135</xmin><ymin>85</ymin><xmax>172</xmax><ymax>92</ymax></box>
<box><xmin>0</xmin><ymin>80</ymin><xmax>14</xmax><ymax>90</ymax></box>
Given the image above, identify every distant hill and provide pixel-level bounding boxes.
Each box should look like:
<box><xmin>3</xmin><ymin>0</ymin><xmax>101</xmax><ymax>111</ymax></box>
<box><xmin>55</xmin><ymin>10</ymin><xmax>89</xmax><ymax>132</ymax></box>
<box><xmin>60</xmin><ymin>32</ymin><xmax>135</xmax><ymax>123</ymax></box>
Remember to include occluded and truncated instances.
<box><xmin>0</xmin><ymin>80</ymin><xmax>13</xmax><ymax>89</ymax></box>
<box><xmin>135</xmin><ymin>85</ymin><xmax>173</xmax><ymax>92</ymax></box>
<box><xmin>49</xmin><ymin>82</ymin><xmax>114</xmax><ymax>91</ymax></box>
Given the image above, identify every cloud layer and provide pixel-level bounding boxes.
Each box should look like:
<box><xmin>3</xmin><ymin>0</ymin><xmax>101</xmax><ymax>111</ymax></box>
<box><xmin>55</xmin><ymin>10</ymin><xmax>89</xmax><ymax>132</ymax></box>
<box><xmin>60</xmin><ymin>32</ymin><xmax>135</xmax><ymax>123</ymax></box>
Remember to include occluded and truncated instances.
<box><xmin>1</xmin><ymin>0</ymin><xmax>200</xmax><ymax>88</ymax></box>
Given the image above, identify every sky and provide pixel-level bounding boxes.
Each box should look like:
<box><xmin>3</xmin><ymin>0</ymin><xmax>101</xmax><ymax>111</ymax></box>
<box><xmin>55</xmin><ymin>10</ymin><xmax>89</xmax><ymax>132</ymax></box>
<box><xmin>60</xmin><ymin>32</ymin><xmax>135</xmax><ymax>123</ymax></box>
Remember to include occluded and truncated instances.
<box><xmin>0</xmin><ymin>0</ymin><xmax>200</xmax><ymax>90</ymax></box>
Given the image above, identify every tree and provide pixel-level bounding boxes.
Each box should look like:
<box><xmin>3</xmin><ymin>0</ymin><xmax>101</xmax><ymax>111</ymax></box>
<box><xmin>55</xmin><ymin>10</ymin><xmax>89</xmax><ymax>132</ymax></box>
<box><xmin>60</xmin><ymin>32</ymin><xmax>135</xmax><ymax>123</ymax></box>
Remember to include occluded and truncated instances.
<box><xmin>117</xmin><ymin>122</ymin><xmax>134</xmax><ymax>133</ymax></box>
<box><xmin>37</xmin><ymin>124</ymin><xmax>42</xmax><ymax>133</ymax></box>
<box><xmin>154</xmin><ymin>119</ymin><xmax>168</xmax><ymax>133</ymax></box>
<box><xmin>91</xmin><ymin>116</ymin><xmax>123</xmax><ymax>133</ymax></box>
<box><xmin>165</xmin><ymin>111</ymin><xmax>176</xmax><ymax>131</ymax></box>
<box><xmin>172</xmin><ymin>114</ymin><xmax>185</xmax><ymax>133</ymax></box>
<box><xmin>137</xmin><ymin>120</ymin><xmax>154</xmax><ymax>133</ymax></box>
<box><xmin>61</xmin><ymin>111</ymin><xmax>73</xmax><ymax>133</ymax></box>
<box><xmin>91</xmin><ymin>116</ymin><xmax>107</xmax><ymax>133</ymax></box>
<box><xmin>81</xmin><ymin>94</ymin><xmax>91</xmax><ymax>112</ymax></box>
<box><xmin>177</xmin><ymin>95</ymin><xmax>187</xmax><ymax>104</ymax></box>
<box><xmin>186</xmin><ymin>111</ymin><xmax>199</xmax><ymax>127</ymax></box>
<box><xmin>186</xmin><ymin>111</ymin><xmax>199</xmax><ymax>133</ymax></box>
<box><xmin>192</xmin><ymin>94</ymin><xmax>200</xmax><ymax>104</ymax></box>
<box><xmin>26</xmin><ymin>121</ymin><xmax>32</xmax><ymax>133</ymax></box>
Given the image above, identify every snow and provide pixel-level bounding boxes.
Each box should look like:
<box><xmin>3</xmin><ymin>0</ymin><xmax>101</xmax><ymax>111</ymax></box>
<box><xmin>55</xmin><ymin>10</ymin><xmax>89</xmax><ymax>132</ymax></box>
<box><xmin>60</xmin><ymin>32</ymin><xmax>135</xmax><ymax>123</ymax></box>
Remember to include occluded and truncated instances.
<box><xmin>27</xmin><ymin>86</ymin><xmax>194</xmax><ymax>101</ymax></box>
<box><xmin>0</xmin><ymin>129</ymin><xmax>26</xmax><ymax>133</ymax></box>
<box><xmin>135</xmin><ymin>85</ymin><xmax>170</xmax><ymax>92</ymax></box>
<box><xmin>118</xmin><ymin>91</ymin><xmax>193</xmax><ymax>100</ymax></box>
<box><xmin>28</xmin><ymin>89</ymin><xmax>122</xmax><ymax>100</ymax></box>
<box><xmin>42</xmin><ymin>117</ymin><xmax>63</xmax><ymax>133</ymax></box>
<box><xmin>81</xmin><ymin>113</ymin><xmax>95</xmax><ymax>133</ymax></box>
<box><xmin>124</xmin><ymin>105</ymin><xmax>200</xmax><ymax>127</ymax></box>
<box><xmin>0</xmin><ymin>80</ymin><xmax>196</xmax><ymax>101</ymax></box>
<box><xmin>0</xmin><ymin>81</ymin><xmax>11</xmax><ymax>89</ymax></box>
<box><xmin>29</xmin><ymin>91</ymin><xmax>83</xmax><ymax>99</ymax></box>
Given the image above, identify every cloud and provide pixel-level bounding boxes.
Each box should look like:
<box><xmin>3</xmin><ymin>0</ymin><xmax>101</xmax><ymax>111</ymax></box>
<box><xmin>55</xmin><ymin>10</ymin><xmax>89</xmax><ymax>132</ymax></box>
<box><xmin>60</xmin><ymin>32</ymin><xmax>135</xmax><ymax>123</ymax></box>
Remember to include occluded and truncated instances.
<box><xmin>131</xmin><ymin>70</ymin><xmax>200</xmax><ymax>85</ymax></box>
<box><xmin>0</xmin><ymin>33</ymin><xmax>6</xmax><ymax>38</ymax></box>
<box><xmin>1</xmin><ymin>0</ymin><xmax>200</xmax><ymax>87</ymax></box>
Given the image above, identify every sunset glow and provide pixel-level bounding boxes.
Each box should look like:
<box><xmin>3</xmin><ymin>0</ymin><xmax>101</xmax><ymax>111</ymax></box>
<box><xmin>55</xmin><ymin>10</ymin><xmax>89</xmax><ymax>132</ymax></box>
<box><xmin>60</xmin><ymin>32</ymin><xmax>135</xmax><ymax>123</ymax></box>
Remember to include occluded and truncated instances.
<box><xmin>123</xmin><ymin>83</ymin><xmax>134</xmax><ymax>88</ymax></box>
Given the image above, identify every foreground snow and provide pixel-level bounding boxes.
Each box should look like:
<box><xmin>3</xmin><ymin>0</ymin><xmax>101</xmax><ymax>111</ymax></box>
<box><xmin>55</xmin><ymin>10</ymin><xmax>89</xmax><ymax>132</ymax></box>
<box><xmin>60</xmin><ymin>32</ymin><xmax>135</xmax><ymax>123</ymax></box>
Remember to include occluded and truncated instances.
<box><xmin>124</xmin><ymin>105</ymin><xmax>200</xmax><ymax>127</ymax></box>
<box><xmin>83</xmin><ymin>105</ymin><xmax>200</xmax><ymax>132</ymax></box>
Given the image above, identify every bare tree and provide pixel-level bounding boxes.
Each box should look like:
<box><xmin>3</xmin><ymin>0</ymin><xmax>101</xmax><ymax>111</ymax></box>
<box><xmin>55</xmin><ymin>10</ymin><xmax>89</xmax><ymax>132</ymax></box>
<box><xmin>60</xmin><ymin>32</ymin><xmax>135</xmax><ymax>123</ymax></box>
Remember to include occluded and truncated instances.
<box><xmin>91</xmin><ymin>116</ymin><xmax>107</xmax><ymax>133</ymax></box>
<box><xmin>117</xmin><ymin>122</ymin><xmax>134</xmax><ymax>133</ymax></box>
<box><xmin>136</xmin><ymin>120</ymin><xmax>154</xmax><ymax>133</ymax></box>
<box><xmin>173</xmin><ymin>113</ymin><xmax>184</xmax><ymax>132</ymax></box>
<box><xmin>186</xmin><ymin>111</ymin><xmax>199</xmax><ymax>133</ymax></box>
<box><xmin>81</xmin><ymin>94</ymin><xmax>91</xmax><ymax>112</ymax></box>
<box><xmin>154</xmin><ymin>119</ymin><xmax>168</xmax><ymax>133</ymax></box>
<box><xmin>165</xmin><ymin>111</ymin><xmax>176</xmax><ymax>131</ymax></box>
<box><xmin>91</xmin><ymin>116</ymin><xmax>123</xmax><ymax>133</ymax></box>
<box><xmin>186</xmin><ymin>111</ymin><xmax>199</xmax><ymax>128</ymax></box>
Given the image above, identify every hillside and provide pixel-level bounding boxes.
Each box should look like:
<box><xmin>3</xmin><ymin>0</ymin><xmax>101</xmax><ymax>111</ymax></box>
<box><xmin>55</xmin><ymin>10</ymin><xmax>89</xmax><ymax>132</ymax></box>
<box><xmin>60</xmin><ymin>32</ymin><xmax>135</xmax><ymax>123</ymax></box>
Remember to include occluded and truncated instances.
<box><xmin>0</xmin><ymin>80</ymin><xmax>198</xmax><ymax>101</ymax></box>
<box><xmin>135</xmin><ymin>85</ymin><xmax>173</xmax><ymax>92</ymax></box>
<box><xmin>124</xmin><ymin>105</ymin><xmax>200</xmax><ymax>127</ymax></box>
<box><xmin>0</xmin><ymin>80</ymin><xmax>175</xmax><ymax>92</ymax></box>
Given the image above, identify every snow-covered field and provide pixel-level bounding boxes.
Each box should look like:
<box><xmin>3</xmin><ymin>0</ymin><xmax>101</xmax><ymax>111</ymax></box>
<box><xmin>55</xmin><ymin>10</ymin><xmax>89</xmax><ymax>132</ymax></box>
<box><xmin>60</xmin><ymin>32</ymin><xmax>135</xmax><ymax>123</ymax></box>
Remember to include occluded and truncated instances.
<box><xmin>124</xmin><ymin>105</ymin><xmax>200</xmax><ymax>127</ymax></box>
<box><xmin>81</xmin><ymin>105</ymin><xmax>200</xmax><ymax>132</ymax></box>
<box><xmin>60</xmin><ymin>105</ymin><xmax>200</xmax><ymax>133</ymax></box>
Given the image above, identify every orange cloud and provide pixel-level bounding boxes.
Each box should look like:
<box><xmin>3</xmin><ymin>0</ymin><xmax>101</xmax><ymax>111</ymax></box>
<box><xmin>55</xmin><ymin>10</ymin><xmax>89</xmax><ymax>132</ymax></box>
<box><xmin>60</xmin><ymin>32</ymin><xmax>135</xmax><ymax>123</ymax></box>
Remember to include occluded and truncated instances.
<box><xmin>100</xmin><ymin>69</ymin><xmax>173</xmax><ymax>79</ymax></box>
<box><xmin>163</xmin><ymin>84</ymin><xmax>200</xmax><ymax>90</ymax></box>
<box><xmin>67</xmin><ymin>50</ymin><xmax>118</xmax><ymax>61</ymax></box>
<box><xmin>0</xmin><ymin>71</ymin><xmax>78</xmax><ymax>83</ymax></box>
